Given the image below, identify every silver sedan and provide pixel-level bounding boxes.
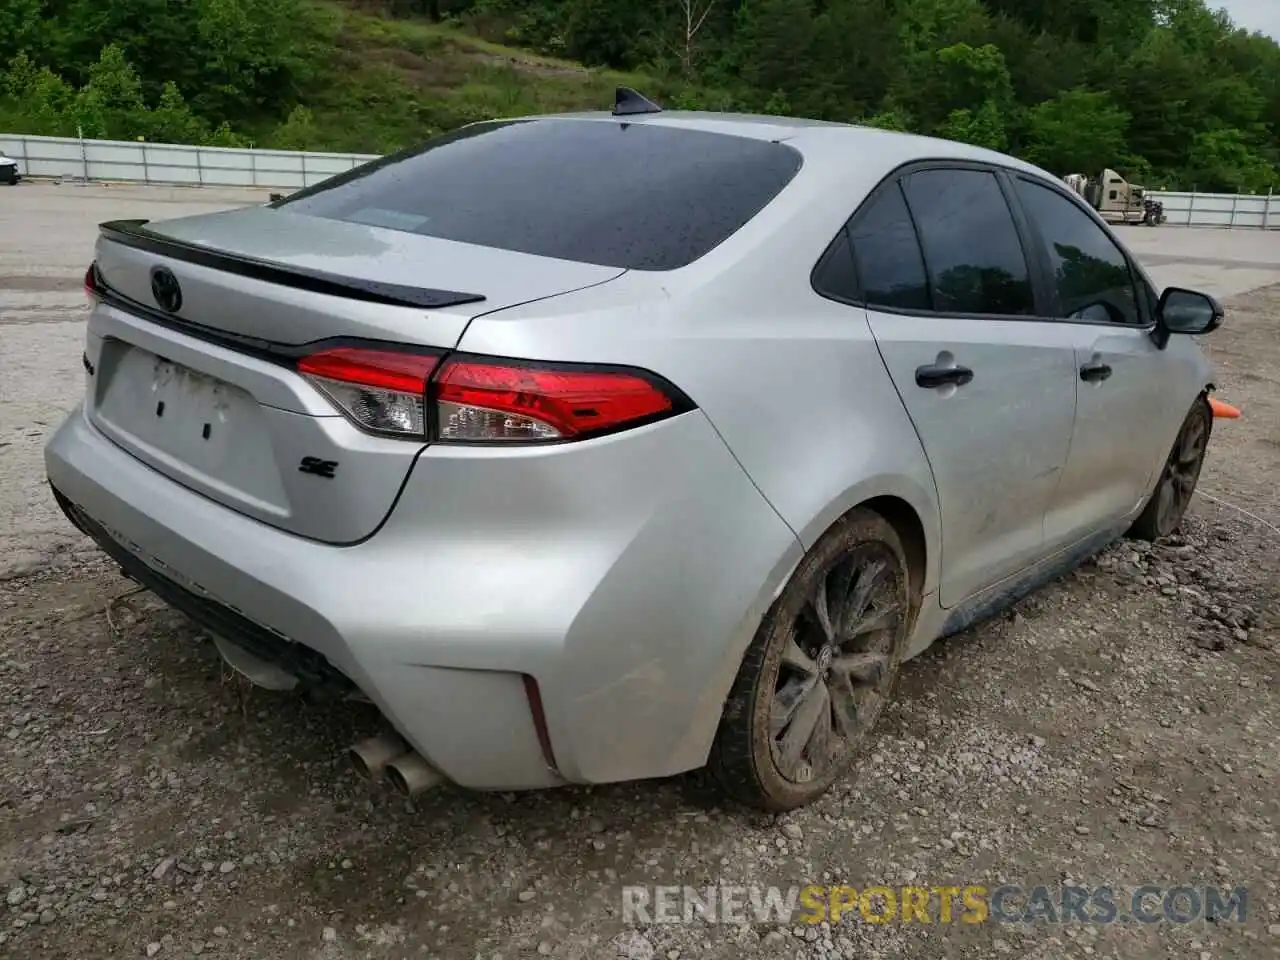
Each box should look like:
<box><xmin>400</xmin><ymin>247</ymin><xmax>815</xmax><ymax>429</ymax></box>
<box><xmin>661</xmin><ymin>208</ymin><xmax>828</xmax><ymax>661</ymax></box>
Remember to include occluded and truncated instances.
<box><xmin>45</xmin><ymin>91</ymin><xmax>1223</xmax><ymax>810</ymax></box>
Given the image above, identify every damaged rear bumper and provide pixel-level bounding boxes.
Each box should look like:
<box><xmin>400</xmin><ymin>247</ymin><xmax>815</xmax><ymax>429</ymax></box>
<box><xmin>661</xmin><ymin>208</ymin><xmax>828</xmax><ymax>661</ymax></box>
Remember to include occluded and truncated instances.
<box><xmin>45</xmin><ymin>401</ymin><xmax>801</xmax><ymax>790</ymax></box>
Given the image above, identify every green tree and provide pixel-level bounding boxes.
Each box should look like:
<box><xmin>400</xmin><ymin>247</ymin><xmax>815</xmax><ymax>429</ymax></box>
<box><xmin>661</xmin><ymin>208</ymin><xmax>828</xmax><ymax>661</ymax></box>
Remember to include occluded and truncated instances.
<box><xmin>934</xmin><ymin>43</ymin><xmax>1014</xmax><ymax>113</ymax></box>
<box><xmin>0</xmin><ymin>0</ymin><xmax>46</xmax><ymax>64</ymax></box>
<box><xmin>143</xmin><ymin>82</ymin><xmax>209</xmax><ymax>144</ymax></box>
<box><xmin>859</xmin><ymin>107</ymin><xmax>913</xmax><ymax>131</ymax></box>
<box><xmin>191</xmin><ymin>0</ymin><xmax>311</xmax><ymax>122</ymax></box>
<box><xmin>1185</xmin><ymin>128</ymin><xmax>1276</xmax><ymax>191</ymax></box>
<box><xmin>893</xmin><ymin>41</ymin><xmax>1014</xmax><ymax>135</ymax></box>
<box><xmin>896</xmin><ymin>0</ymin><xmax>992</xmax><ymax>55</ymax></box>
<box><xmin>204</xmin><ymin>121</ymin><xmax>250</xmax><ymax>147</ymax></box>
<box><xmin>69</xmin><ymin>44</ymin><xmax>147</xmax><ymax>139</ymax></box>
<box><xmin>1024</xmin><ymin>88</ymin><xmax>1130</xmax><ymax>173</ymax></box>
<box><xmin>561</xmin><ymin>0</ymin><xmax>646</xmax><ymax>67</ymax></box>
<box><xmin>729</xmin><ymin>0</ymin><xmax>817</xmax><ymax>107</ymax></box>
<box><xmin>271</xmin><ymin>104</ymin><xmax>320</xmax><ymax>150</ymax></box>
<box><xmin>937</xmin><ymin>99</ymin><xmax>1007</xmax><ymax>150</ymax></box>
<box><xmin>41</xmin><ymin>0</ymin><xmax>315</xmax><ymax>123</ymax></box>
<box><xmin>805</xmin><ymin>0</ymin><xmax>901</xmax><ymax>121</ymax></box>
<box><xmin>0</xmin><ymin>52</ymin><xmax>76</xmax><ymax>136</ymax></box>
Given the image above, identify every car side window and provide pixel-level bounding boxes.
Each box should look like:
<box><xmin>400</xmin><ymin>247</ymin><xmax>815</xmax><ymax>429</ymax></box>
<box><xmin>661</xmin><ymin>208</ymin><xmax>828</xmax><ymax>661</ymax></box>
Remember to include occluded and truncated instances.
<box><xmin>847</xmin><ymin>184</ymin><xmax>931</xmax><ymax>311</ymax></box>
<box><xmin>901</xmin><ymin>169</ymin><xmax>1036</xmax><ymax>317</ymax></box>
<box><xmin>811</xmin><ymin>226</ymin><xmax>862</xmax><ymax>303</ymax></box>
<box><xmin>1013</xmin><ymin>178</ymin><xmax>1142</xmax><ymax>326</ymax></box>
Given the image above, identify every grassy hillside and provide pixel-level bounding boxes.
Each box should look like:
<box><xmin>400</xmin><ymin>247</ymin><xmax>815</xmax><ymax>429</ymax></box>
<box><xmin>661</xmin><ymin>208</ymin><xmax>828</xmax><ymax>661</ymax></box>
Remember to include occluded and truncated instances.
<box><xmin>273</xmin><ymin>2</ymin><xmax>662</xmax><ymax>153</ymax></box>
<box><xmin>0</xmin><ymin>0</ymin><xmax>671</xmax><ymax>156</ymax></box>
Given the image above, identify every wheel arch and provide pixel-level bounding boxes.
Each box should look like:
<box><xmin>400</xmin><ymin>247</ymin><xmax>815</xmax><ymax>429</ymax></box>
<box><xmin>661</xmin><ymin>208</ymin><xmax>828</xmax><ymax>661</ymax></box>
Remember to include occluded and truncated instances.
<box><xmin>705</xmin><ymin>493</ymin><xmax>931</xmax><ymax>808</ymax></box>
<box><xmin>790</xmin><ymin>476</ymin><xmax>941</xmax><ymax>603</ymax></box>
<box><xmin>861</xmin><ymin>495</ymin><xmax>928</xmax><ymax>614</ymax></box>
<box><xmin>681</xmin><ymin>484</ymin><xmax>939</xmax><ymax>777</ymax></box>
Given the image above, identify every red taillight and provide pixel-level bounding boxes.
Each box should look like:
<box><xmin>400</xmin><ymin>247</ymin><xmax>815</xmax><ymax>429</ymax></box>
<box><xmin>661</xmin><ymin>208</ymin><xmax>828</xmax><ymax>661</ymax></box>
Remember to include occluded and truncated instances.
<box><xmin>298</xmin><ymin>347</ymin><xmax>442</xmax><ymax>437</ymax></box>
<box><xmin>298</xmin><ymin>346</ymin><xmax>689</xmax><ymax>443</ymax></box>
<box><xmin>433</xmin><ymin>357</ymin><xmax>679</xmax><ymax>442</ymax></box>
<box><xmin>298</xmin><ymin>347</ymin><xmax>441</xmax><ymax>393</ymax></box>
<box><xmin>84</xmin><ymin>263</ymin><xmax>101</xmax><ymax>303</ymax></box>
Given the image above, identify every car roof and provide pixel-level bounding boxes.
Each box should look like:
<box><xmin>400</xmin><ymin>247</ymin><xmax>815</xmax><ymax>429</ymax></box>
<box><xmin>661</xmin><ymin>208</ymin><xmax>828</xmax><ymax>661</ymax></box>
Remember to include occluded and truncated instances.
<box><xmin>524</xmin><ymin>110</ymin><xmax>1054</xmax><ymax>183</ymax></box>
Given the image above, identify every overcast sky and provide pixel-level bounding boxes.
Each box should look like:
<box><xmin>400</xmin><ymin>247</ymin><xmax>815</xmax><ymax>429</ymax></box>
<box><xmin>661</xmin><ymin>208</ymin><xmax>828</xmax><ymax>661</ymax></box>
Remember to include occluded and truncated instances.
<box><xmin>1218</xmin><ymin>0</ymin><xmax>1280</xmax><ymax>38</ymax></box>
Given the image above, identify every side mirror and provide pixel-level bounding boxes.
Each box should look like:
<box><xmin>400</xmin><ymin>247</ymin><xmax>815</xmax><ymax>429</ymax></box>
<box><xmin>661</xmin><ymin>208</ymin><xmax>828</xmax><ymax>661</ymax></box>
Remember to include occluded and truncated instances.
<box><xmin>1158</xmin><ymin>287</ymin><xmax>1223</xmax><ymax>336</ymax></box>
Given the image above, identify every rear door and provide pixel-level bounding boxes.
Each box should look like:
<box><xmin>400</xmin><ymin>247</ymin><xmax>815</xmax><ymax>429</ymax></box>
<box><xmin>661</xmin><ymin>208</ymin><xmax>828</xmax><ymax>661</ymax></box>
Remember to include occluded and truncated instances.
<box><xmin>852</xmin><ymin>165</ymin><xmax>1080</xmax><ymax>607</ymax></box>
<box><xmin>1008</xmin><ymin>175</ymin><xmax>1189</xmax><ymax>545</ymax></box>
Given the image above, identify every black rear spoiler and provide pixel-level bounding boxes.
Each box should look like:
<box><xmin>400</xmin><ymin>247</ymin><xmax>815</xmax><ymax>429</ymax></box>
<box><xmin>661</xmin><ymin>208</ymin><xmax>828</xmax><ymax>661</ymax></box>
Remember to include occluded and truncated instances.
<box><xmin>98</xmin><ymin>219</ymin><xmax>485</xmax><ymax>310</ymax></box>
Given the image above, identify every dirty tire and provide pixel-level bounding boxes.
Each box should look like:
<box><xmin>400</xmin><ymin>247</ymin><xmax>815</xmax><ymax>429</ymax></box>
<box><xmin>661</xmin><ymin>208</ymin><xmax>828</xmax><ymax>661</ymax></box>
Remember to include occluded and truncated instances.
<box><xmin>1128</xmin><ymin>396</ymin><xmax>1212</xmax><ymax>541</ymax></box>
<box><xmin>709</xmin><ymin>508</ymin><xmax>913</xmax><ymax>811</ymax></box>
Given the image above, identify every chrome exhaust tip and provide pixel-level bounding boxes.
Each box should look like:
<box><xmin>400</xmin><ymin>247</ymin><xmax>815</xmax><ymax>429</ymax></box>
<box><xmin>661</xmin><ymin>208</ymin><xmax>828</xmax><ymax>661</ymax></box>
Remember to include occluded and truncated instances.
<box><xmin>385</xmin><ymin>751</ymin><xmax>444</xmax><ymax>797</ymax></box>
<box><xmin>348</xmin><ymin>734</ymin><xmax>409</xmax><ymax>782</ymax></box>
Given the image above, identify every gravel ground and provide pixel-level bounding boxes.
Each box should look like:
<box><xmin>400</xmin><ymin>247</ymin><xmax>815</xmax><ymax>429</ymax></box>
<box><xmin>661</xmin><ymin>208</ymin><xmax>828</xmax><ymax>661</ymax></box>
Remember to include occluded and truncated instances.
<box><xmin>1</xmin><ymin>183</ymin><xmax>1278</xmax><ymax>959</ymax></box>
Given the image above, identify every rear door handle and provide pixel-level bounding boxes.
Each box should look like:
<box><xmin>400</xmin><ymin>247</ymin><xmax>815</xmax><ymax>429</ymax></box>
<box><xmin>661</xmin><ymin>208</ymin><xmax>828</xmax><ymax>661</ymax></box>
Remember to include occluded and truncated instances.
<box><xmin>1080</xmin><ymin>361</ymin><xmax>1113</xmax><ymax>383</ymax></box>
<box><xmin>915</xmin><ymin>364</ymin><xmax>974</xmax><ymax>389</ymax></box>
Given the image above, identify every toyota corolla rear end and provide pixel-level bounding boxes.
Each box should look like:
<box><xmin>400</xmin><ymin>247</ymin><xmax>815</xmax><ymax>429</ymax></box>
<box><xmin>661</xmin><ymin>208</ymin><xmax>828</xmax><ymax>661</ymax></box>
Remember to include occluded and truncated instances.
<box><xmin>44</xmin><ymin>115</ymin><xmax>807</xmax><ymax>791</ymax></box>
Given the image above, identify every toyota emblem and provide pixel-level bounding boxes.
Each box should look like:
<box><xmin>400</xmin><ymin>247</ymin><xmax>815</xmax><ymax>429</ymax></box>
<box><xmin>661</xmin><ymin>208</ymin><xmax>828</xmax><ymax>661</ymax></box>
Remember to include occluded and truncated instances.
<box><xmin>150</xmin><ymin>266</ymin><xmax>183</xmax><ymax>313</ymax></box>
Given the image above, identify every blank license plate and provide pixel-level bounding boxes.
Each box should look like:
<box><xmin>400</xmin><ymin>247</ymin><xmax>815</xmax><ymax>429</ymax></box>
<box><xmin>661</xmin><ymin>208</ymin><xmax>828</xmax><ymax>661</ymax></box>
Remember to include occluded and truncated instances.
<box><xmin>95</xmin><ymin>346</ymin><xmax>258</xmax><ymax>472</ymax></box>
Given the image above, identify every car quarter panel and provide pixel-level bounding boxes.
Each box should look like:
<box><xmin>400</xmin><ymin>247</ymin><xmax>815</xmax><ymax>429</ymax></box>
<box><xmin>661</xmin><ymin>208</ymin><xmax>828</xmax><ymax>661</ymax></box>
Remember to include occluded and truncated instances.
<box><xmin>455</xmin><ymin>140</ymin><xmax>945</xmax><ymax>603</ymax></box>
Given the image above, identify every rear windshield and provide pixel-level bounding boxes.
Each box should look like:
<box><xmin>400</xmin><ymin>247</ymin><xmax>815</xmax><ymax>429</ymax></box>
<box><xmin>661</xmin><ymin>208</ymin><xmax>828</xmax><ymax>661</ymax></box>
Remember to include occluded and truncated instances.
<box><xmin>276</xmin><ymin>119</ymin><xmax>803</xmax><ymax>271</ymax></box>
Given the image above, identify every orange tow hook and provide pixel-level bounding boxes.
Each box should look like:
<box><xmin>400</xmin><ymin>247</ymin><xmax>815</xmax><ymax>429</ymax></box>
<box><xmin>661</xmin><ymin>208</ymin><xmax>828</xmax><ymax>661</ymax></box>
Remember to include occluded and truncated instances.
<box><xmin>1209</xmin><ymin>398</ymin><xmax>1241</xmax><ymax>419</ymax></box>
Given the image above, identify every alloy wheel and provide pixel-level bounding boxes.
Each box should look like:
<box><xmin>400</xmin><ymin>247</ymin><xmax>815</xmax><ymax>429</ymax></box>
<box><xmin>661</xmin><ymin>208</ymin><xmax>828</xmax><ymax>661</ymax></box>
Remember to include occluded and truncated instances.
<box><xmin>769</xmin><ymin>545</ymin><xmax>902</xmax><ymax>785</ymax></box>
<box><xmin>1155</xmin><ymin>410</ymin><xmax>1208</xmax><ymax>536</ymax></box>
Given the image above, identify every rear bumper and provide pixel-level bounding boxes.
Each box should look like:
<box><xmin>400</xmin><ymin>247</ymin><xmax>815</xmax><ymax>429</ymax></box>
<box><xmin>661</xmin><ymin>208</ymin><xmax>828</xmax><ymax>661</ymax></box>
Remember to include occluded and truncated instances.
<box><xmin>53</xmin><ymin>489</ymin><xmax>358</xmax><ymax>695</ymax></box>
<box><xmin>46</xmin><ymin>402</ymin><xmax>801</xmax><ymax>789</ymax></box>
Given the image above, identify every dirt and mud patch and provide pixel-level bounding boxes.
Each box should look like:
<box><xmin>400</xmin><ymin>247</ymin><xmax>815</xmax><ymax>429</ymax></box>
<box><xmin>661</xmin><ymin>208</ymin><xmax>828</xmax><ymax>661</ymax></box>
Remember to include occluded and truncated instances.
<box><xmin>1</xmin><ymin>281</ymin><xmax>1278</xmax><ymax>958</ymax></box>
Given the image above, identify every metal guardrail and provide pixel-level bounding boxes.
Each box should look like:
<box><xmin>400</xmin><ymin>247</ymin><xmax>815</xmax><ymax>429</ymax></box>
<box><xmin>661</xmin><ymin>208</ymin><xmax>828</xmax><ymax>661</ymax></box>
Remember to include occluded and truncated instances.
<box><xmin>1147</xmin><ymin>191</ymin><xmax>1277</xmax><ymax>230</ymax></box>
<box><xmin>0</xmin><ymin>132</ymin><xmax>379</xmax><ymax>190</ymax></box>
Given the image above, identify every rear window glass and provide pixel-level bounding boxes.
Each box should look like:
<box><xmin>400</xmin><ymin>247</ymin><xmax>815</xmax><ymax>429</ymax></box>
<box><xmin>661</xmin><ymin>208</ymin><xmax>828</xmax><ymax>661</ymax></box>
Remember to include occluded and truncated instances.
<box><xmin>277</xmin><ymin>119</ymin><xmax>803</xmax><ymax>271</ymax></box>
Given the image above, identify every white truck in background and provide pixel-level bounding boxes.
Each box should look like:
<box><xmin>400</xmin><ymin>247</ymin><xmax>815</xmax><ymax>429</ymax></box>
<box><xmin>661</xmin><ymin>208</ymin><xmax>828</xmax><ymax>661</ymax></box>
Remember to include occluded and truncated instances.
<box><xmin>1063</xmin><ymin>168</ymin><xmax>1165</xmax><ymax>226</ymax></box>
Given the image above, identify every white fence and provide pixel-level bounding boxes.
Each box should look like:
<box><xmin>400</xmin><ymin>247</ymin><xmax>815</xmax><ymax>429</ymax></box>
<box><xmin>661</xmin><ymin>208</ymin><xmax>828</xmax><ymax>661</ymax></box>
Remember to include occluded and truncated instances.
<box><xmin>1141</xmin><ymin>191</ymin><xmax>1277</xmax><ymax>230</ymax></box>
<box><xmin>0</xmin><ymin>133</ymin><xmax>378</xmax><ymax>190</ymax></box>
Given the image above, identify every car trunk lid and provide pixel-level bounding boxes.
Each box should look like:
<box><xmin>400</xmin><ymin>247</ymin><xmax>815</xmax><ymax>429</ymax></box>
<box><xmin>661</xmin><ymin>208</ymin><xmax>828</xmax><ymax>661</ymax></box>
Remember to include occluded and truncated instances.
<box><xmin>84</xmin><ymin>208</ymin><xmax>625</xmax><ymax>543</ymax></box>
<box><xmin>94</xmin><ymin>208</ymin><xmax>624</xmax><ymax>349</ymax></box>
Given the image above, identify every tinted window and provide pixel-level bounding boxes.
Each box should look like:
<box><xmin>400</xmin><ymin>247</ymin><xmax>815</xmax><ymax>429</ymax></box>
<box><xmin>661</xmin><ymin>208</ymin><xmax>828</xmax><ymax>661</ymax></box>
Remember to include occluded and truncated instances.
<box><xmin>812</xmin><ymin>228</ymin><xmax>861</xmax><ymax>302</ymax></box>
<box><xmin>1014</xmin><ymin>178</ymin><xmax>1140</xmax><ymax>325</ymax></box>
<box><xmin>848</xmin><ymin>185</ymin><xmax>930</xmax><ymax>311</ymax></box>
<box><xmin>277</xmin><ymin>119</ymin><xmax>803</xmax><ymax>271</ymax></box>
<box><xmin>903</xmin><ymin>169</ymin><xmax>1035</xmax><ymax>316</ymax></box>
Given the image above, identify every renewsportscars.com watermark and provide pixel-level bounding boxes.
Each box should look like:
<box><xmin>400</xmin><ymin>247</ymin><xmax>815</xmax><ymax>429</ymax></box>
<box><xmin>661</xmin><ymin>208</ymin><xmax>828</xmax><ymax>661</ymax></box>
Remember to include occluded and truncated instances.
<box><xmin>621</xmin><ymin>883</ymin><xmax>1249</xmax><ymax>926</ymax></box>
